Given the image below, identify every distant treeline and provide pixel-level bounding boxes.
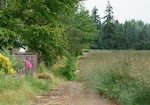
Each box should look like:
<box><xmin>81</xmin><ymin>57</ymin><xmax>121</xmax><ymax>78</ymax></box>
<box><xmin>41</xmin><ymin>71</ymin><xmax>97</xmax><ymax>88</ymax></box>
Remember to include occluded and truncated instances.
<box><xmin>92</xmin><ymin>1</ymin><xmax>150</xmax><ymax>50</ymax></box>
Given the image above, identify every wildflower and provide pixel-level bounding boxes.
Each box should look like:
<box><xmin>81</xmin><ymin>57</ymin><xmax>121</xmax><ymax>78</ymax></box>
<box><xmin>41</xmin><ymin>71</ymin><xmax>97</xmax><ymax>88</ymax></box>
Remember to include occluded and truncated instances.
<box><xmin>24</xmin><ymin>60</ymin><xmax>32</xmax><ymax>69</ymax></box>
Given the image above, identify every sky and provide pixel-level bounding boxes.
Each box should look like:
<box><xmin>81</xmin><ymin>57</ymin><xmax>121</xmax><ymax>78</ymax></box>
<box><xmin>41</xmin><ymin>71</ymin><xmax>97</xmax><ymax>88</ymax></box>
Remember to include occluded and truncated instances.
<box><xmin>83</xmin><ymin>0</ymin><xmax>150</xmax><ymax>23</ymax></box>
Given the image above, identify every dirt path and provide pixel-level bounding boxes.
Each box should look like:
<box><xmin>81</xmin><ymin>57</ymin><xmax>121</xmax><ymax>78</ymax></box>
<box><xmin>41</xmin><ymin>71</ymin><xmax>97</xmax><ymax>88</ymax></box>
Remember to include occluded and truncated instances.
<box><xmin>31</xmin><ymin>52</ymin><xmax>119</xmax><ymax>105</ymax></box>
<box><xmin>31</xmin><ymin>81</ymin><xmax>118</xmax><ymax>105</ymax></box>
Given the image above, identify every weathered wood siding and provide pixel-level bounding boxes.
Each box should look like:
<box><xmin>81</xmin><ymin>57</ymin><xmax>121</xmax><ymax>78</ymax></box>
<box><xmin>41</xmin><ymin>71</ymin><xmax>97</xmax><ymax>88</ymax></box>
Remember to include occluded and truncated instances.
<box><xmin>15</xmin><ymin>54</ymin><xmax>38</xmax><ymax>73</ymax></box>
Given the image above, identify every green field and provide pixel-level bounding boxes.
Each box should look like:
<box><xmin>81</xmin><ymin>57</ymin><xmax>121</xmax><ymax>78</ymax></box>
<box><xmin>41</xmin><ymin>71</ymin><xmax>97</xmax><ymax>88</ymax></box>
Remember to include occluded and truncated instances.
<box><xmin>79</xmin><ymin>50</ymin><xmax>150</xmax><ymax>105</ymax></box>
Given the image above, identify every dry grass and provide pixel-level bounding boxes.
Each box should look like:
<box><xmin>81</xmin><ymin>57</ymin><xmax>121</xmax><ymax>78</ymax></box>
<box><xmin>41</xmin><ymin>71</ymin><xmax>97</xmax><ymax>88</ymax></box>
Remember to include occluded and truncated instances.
<box><xmin>81</xmin><ymin>50</ymin><xmax>150</xmax><ymax>84</ymax></box>
<box><xmin>79</xmin><ymin>50</ymin><xmax>150</xmax><ymax>105</ymax></box>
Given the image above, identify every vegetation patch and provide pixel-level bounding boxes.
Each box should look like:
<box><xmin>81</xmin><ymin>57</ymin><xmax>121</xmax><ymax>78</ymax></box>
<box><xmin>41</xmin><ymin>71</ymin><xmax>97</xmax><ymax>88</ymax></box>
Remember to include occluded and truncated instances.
<box><xmin>53</xmin><ymin>56</ymin><xmax>78</xmax><ymax>81</ymax></box>
<box><xmin>88</xmin><ymin>69</ymin><xmax>150</xmax><ymax>105</ymax></box>
<box><xmin>0</xmin><ymin>53</ymin><xmax>15</xmax><ymax>75</ymax></box>
<box><xmin>81</xmin><ymin>50</ymin><xmax>150</xmax><ymax>105</ymax></box>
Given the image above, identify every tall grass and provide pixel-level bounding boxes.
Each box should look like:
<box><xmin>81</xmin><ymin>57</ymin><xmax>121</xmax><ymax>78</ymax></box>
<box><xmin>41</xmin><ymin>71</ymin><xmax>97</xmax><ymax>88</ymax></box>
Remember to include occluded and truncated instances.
<box><xmin>0</xmin><ymin>49</ymin><xmax>68</xmax><ymax>105</ymax></box>
<box><xmin>0</xmin><ymin>74</ymin><xmax>53</xmax><ymax>105</ymax></box>
<box><xmin>0</xmin><ymin>57</ymin><xmax>70</xmax><ymax>105</ymax></box>
<box><xmin>80</xmin><ymin>50</ymin><xmax>150</xmax><ymax>105</ymax></box>
<box><xmin>0</xmin><ymin>62</ymin><xmax>53</xmax><ymax>105</ymax></box>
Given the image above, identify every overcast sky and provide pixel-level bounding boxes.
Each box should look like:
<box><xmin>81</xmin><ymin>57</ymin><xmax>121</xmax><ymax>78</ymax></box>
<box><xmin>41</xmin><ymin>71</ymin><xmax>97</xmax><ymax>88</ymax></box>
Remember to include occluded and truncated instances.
<box><xmin>84</xmin><ymin>0</ymin><xmax>150</xmax><ymax>23</ymax></box>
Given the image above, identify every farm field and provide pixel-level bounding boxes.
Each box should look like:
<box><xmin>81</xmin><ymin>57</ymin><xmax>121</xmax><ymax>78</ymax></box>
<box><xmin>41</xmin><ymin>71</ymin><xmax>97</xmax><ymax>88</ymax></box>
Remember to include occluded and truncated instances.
<box><xmin>79</xmin><ymin>50</ymin><xmax>150</xmax><ymax>105</ymax></box>
<box><xmin>80</xmin><ymin>50</ymin><xmax>150</xmax><ymax>83</ymax></box>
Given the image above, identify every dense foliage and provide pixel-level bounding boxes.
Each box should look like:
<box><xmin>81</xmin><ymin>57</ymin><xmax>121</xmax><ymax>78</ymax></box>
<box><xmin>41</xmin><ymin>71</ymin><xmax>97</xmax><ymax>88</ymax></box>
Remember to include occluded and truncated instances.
<box><xmin>0</xmin><ymin>0</ymin><xmax>98</xmax><ymax>65</ymax></box>
<box><xmin>64</xmin><ymin>7</ymin><xmax>99</xmax><ymax>55</ymax></box>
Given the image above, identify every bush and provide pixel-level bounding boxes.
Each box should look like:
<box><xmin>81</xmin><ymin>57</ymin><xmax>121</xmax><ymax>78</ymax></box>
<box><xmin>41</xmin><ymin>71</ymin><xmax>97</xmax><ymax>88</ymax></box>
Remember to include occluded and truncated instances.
<box><xmin>38</xmin><ymin>61</ymin><xmax>48</xmax><ymax>73</ymax></box>
<box><xmin>0</xmin><ymin>73</ymin><xmax>53</xmax><ymax>105</ymax></box>
<box><xmin>0</xmin><ymin>53</ymin><xmax>15</xmax><ymax>74</ymax></box>
<box><xmin>0</xmin><ymin>49</ymin><xmax>24</xmax><ymax>71</ymax></box>
<box><xmin>54</xmin><ymin>56</ymin><xmax>77</xmax><ymax>80</ymax></box>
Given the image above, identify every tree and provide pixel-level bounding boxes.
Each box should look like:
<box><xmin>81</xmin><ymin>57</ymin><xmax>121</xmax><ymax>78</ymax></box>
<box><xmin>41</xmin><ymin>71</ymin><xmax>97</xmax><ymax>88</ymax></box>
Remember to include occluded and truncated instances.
<box><xmin>103</xmin><ymin>0</ymin><xmax>114</xmax><ymax>24</ymax></box>
<box><xmin>67</xmin><ymin>7</ymin><xmax>99</xmax><ymax>55</ymax></box>
<box><xmin>121</xmin><ymin>20</ymin><xmax>150</xmax><ymax>50</ymax></box>
<box><xmin>91</xmin><ymin>7</ymin><xmax>102</xmax><ymax>49</ymax></box>
<box><xmin>100</xmin><ymin>0</ymin><xmax>116</xmax><ymax>49</ymax></box>
<box><xmin>0</xmin><ymin>28</ymin><xmax>17</xmax><ymax>49</ymax></box>
<box><xmin>92</xmin><ymin>7</ymin><xmax>101</xmax><ymax>29</ymax></box>
<box><xmin>0</xmin><ymin>0</ymin><xmax>83</xmax><ymax>65</ymax></box>
<box><xmin>113</xmin><ymin>20</ymin><xmax>128</xmax><ymax>49</ymax></box>
<box><xmin>97</xmin><ymin>0</ymin><xmax>128</xmax><ymax>49</ymax></box>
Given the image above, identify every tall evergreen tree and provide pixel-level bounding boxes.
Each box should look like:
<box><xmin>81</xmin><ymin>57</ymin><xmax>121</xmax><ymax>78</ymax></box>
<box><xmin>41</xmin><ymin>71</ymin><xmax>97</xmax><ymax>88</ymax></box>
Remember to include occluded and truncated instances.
<box><xmin>101</xmin><ymin>0</ymin><xmax>116</xmax><ymax>49</ymax></box>
<box><xmin>91</xmin><ymin>7</ymin><xmax>101</xmax><ymax>48</ymax></box>
<box><xmin>103</xmin><ymin>0</ymin><xmax>114</xmax><ymax>24</ymax></box>
<box><xmin>92</xmin><ymin>7</ymin><xmax>101</xmax><ymax>29</ymax></box>
<box><xmin>97</xmin><ymin>0</ymin><xmax>127</xmax><ymax>49</ymax></box>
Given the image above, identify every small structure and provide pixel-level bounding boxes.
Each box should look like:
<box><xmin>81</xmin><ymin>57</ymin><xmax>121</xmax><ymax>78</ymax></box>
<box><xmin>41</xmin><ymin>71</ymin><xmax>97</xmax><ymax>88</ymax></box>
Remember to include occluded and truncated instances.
<box><xmin>9</xmin><ymin>47</ymin><xmax>38</xmax><ymax>74</ymax></box>
<box><xmin>16</xmin><ymin>53</ymin><xmax>38</xmax><ymax>73</ymax></box>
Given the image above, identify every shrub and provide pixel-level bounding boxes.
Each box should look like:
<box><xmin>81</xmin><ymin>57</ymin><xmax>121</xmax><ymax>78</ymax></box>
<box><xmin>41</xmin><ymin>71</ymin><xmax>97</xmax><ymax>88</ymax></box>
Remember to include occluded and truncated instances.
<box><xmin>0</xmin><ymin>53</ymin><xmax>15</xmax><ymax>75</ymax></box>
<box><xmin>62</xmin><ymin>57</ymin><xmax>77</xmax><ymax>80</ymax></box>
<box><xmin>0</xmin><ymin>49</ymin><xmax>24</xmax><ymax>71</ymax></box>
<box><xmin>54</xmin><ymin>56</ymin><xmax>77</xmax><ymax>80</ymax></box>
<box><xmin>38</xmin><ymin>61</ymin><xmax>47</xmax><ymax>73</ymax></box>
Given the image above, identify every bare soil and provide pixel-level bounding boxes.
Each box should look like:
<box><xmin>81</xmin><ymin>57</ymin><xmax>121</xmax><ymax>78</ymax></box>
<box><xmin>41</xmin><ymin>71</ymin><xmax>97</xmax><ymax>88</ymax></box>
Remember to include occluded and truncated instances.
<box><xmin>31</xmin><ymin>52</ymin><xmax>119</xmax><ymax>105</ymax></box>
<box><xmin>32</xmin><ymin>81</ymin><xmax>119</xmax><ymax>105</ymax></box>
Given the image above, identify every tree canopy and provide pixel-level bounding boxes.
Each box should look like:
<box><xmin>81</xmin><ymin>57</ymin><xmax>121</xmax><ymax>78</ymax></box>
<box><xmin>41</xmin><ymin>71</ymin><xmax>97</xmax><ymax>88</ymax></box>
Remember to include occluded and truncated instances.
<box><xmin>0</xmin><ymin>0</ymin><xmax>99</xmax><ymax>64</ymax></box>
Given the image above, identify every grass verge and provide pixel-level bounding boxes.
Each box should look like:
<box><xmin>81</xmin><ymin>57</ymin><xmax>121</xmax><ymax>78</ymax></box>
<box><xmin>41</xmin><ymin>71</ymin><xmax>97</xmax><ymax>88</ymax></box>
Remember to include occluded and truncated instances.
<box><xmin>0</xmin><ymin>74</ymin><xmax>52</xmax><ymax>105</ymax></box>
<box><xmin>0</xmin><ymin>60</ymin><xmax>67</xmax><ymax>105</ymax></box>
